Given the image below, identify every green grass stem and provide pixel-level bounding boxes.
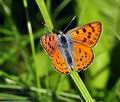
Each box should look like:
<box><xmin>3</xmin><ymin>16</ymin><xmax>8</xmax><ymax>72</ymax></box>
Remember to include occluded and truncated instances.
<box><xmin>70</xmin><ymin>71</ymin><xmax>93</xmax><ymax>102</ymax></box>
<box><xmin>23</xmin><ymin>0</ymin><xmax>41</xmax><ymax>100</ymax></box>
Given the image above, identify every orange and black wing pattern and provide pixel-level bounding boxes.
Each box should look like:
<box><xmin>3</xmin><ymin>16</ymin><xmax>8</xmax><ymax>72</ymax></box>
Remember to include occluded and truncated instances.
<box><xmin>52</xmin><ymin>47</ymin><xmax>71</xmax><ymax>74</ymax></box>
<box><xmin>40</xmin><ymin>33</ymin><xmax>58</xmax><ymax>57</ymax></box>
<box><xmin>66</xmin><ymin>22</ymin><xmax>102</xmax><ymax>47</ymax></box>
<box><xmin>72</xmin><ymin>42</ymin><xmax>93</xmax><ymax>71</ymax></box>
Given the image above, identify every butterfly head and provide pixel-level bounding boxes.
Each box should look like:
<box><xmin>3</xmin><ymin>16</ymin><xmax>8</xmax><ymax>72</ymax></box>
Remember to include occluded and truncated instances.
<box><xmin>57</xmin><ymin>31</ymin><xmax>67</xmax><ymax>47</ymax></box>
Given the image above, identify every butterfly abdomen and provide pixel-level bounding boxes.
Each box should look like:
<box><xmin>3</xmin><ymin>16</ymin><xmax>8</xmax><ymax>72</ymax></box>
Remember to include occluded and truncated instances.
<box><xmin>64</xmin><ymin>50</ymin><xmax>73</xmax><ymax>67</ymax></box>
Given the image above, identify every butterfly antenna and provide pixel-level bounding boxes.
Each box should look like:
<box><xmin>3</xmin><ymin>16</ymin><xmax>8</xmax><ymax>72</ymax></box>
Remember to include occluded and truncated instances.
<box><xmin>63</xmin><ymin>16</ymin><xmax>76</xmax><ymax>33</ymax></box>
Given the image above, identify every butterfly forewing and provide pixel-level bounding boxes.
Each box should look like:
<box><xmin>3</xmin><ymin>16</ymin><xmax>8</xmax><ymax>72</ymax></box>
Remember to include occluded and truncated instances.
<box><xmin>40</xmin><ymin>33</ymin><xmax>58</xmax><ymax>57</ymax></box>
<box><xmin>72</xmin><ymin>42</ymin><xmax>94</xmax><ymax>71</ymax></box>
<box><xmin>66</xmin><ymin>22</ymin><xmax>102</xmax><ymax>47</ymax></box>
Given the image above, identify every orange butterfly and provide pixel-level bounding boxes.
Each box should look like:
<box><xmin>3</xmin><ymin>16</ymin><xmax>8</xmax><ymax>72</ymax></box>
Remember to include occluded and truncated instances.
<box><xmin>40</xmin><ymin>22</ymin><xmax>102</xmax><ymax>74</ymax></box>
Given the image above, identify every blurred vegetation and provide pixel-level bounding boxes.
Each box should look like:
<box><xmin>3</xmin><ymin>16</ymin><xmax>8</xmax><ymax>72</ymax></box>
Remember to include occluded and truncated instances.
<box><xmin>0</xmin><ymin>0</ymin><xmax>120</xmax><ymax>101</ymax></box>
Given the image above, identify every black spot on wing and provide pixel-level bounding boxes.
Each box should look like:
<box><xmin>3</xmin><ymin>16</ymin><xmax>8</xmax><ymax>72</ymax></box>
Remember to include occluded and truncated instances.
<box><xmin>80</xmin><ymin>58</ymin><xmax>82</xmax><ymax>61</ymax></box>
<box><xmin>79</xmin><ymin>48</ymin><xmax>81</xmax><ymax>53</ymax></box>
<box><xmin>83</xmin><ymin>38</ymin><xmax>87</xmax><ymax>42</ymax></box>
<box><xmin>87</xmin><ymin>35</ymin><xmax>91</xmax><ymax>39</ymax></box>
<box><xmin>49</xmin><ymin>36</ymin><xmax>51</xmax><ymax>41</ymax></box>
<box><xmin>76</xmin><ymin>30</ymin><xmax>79</xmax><ymax>34</ymax></box>
<box><xmin>83</xmin><ymin>28</ymin><xmax>86</xmax><ymax>32</ymax></box>
<box><xmin>91</xmin><ymin>27</ymin><xmax>95</xmax><ymax>32</ymax></box>
<box><xmin>88</xmin><ymin>32</ymin><xmax>91</xmax><ymax>35</ymax></box>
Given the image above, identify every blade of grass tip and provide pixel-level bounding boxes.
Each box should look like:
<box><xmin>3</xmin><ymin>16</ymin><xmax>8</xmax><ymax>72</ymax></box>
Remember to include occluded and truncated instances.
<box><xmin>70</xmin><ymin>70</ymin><xmax>93</xmax><ymax>102</ymax></box>
<box><xmin>36</xmin><ymin>0</ymin><xmax>54</xmax><ymax>32</ymax></box>
<box><xmin>23</xmin><ymin>0</ymin><xmax>42</xmax><ymax>99</ymax></box>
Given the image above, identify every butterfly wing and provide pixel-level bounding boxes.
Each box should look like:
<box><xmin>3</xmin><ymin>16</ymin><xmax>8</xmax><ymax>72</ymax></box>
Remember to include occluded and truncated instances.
<box><xmin>72</xmin><ymin>42</ymin><xmax>94</xmax><ymax>71</ymax></box>
<box><xmin>52</xmin><ymin>47</ymin><xmax>71</xmax><ymax>74</ymax></box>
<box><xmin>66</xmin><ymin>22</ymin><xmax>102</xmax><ymax>47</ymax></box>
<box><xmin>40</xmin><ymin>33</ymin><xmax>58</xmax><ymax>57</ymax></box>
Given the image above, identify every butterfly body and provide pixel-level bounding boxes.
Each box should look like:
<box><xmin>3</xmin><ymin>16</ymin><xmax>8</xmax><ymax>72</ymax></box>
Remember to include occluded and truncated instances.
<box><xmin>40</xmin><ymin>22</ymin><xmax>102</xmax><ymax>74</ymax></box>
<box><xmin>58</xmin><ymin>31</ymin><xmax>73</xmax><ymax>68</ymax></box>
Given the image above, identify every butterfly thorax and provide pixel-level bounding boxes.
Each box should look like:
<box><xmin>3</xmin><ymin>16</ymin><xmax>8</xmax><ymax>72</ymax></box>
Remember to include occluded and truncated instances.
<box><xmin>60</xmin><ymin>35</ymin><xmax>68</xmax><ymax>48</ymax></box>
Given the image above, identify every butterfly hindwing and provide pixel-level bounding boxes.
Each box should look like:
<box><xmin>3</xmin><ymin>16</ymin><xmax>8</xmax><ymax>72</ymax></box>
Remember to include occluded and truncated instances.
<box><xmin>72</xmin><ymin>42</ymin><xmax>94</xmax><ymax>71</ymax></box>
<box><xmin>40</xmin><ymin>33</ymin><xmax>58</xmax><ymax>57</ymax></box>
<box><xmin>52</xmin><ymin>47</ymin><xmax>71</xmax><ymax>74</ymax></box>
<box><xmin>66</xmin><ymin>22</ymin><xmax>102</xmax><ymax>47</ymax></box>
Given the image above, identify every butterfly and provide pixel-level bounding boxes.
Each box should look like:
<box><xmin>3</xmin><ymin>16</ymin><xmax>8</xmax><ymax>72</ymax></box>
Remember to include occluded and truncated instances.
<box><xmin>40</xmin><ymin>22</ymin><xmax>102</xmax><ymax>74</ymax></box>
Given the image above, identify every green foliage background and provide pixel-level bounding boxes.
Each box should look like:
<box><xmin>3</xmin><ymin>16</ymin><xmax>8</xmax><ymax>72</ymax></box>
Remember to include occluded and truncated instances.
<box><xmin>0</xmin><ymin>0</ymin><xmax>120</xmax><ymax>101</ymax></box>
